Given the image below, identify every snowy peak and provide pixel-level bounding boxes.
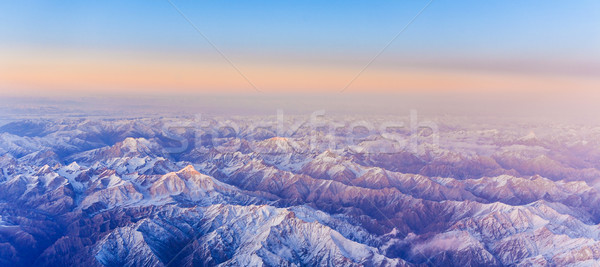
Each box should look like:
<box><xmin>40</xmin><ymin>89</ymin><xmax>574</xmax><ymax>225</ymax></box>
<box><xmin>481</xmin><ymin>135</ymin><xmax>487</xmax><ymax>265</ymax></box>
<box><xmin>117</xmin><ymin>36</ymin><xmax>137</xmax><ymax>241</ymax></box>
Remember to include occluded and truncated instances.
<box><xmin>175</xmin><ymin>164</ymin><xmax>200</xmax><ymax>176</ymax></box>
<box><xmin>254</xmin><ymin>136</ymin><xmax>296</xmax><ymax>154</ymax></box>
<box><xmin>120</xmin><ymin>137</ymin><xmax>149</xmax><ymax>152</ymax></box>
<box><xmin>147</xmin><ymin>165</ymin><xmax>252</xmax><ymax>204</ymax></box>
<box><xmin>67</xmin><ymin>137</ymin><xmax>166</xmax><ymax>165</ymax></box>
<box><xmin>107</xmin><ymin>137</ymin><xmax>162</xmax><ymax>158</ymax></box>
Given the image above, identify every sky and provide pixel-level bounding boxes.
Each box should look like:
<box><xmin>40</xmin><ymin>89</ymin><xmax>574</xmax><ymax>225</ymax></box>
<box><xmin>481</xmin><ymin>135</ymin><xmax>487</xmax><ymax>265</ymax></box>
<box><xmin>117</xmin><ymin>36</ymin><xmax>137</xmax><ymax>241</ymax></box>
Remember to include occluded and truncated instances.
<box><xmin>0</xmin><ymin>0</ymin><xmax>599</xmax><ymax>97</ymax></box>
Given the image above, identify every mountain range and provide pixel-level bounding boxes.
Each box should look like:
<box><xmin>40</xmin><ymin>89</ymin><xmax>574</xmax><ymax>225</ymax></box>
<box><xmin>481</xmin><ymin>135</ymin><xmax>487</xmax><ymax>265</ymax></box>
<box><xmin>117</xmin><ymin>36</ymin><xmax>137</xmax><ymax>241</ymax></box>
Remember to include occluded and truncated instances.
<box><xmin>1</xmin><ymin>117</ymin><xmax>600</xmax><ymax>266</ymax></box>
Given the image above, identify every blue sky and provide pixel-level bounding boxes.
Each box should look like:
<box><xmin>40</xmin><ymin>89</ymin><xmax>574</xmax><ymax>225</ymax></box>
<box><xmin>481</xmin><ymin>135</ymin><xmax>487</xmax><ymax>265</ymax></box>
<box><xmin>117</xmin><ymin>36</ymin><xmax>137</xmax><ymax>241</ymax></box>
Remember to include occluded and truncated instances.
<box><xmin>2</xmin><ymin>1</ymin><xmax>598</xmax><ymax>58</ymax></box>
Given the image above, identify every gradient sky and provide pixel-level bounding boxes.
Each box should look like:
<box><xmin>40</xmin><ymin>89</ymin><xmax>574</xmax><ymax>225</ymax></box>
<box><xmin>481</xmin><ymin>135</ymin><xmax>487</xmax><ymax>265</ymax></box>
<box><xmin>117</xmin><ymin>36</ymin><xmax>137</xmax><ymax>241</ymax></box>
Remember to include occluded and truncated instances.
<box><xmin>0</xmin><ymin>0</ymin><xmax>599</xmax><ymax>96</ymax></box>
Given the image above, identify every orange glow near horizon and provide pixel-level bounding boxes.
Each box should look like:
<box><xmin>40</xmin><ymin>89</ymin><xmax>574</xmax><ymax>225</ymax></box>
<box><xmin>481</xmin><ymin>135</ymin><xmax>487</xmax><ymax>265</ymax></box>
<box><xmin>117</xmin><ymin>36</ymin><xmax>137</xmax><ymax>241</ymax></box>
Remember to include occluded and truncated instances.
<box><xmin>1</xmin><ymin>48</ymin><xmax>599</xmax><ymax>96</ymax></box>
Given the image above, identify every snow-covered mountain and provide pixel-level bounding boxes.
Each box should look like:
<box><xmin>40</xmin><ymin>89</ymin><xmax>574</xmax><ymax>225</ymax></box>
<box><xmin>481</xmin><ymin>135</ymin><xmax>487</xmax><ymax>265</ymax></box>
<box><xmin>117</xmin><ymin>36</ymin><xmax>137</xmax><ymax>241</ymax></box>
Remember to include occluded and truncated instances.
<box><xmin>1</xmin><ymin>117</ymin><xmax>600</xmax><ymax>266</ymax></box>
